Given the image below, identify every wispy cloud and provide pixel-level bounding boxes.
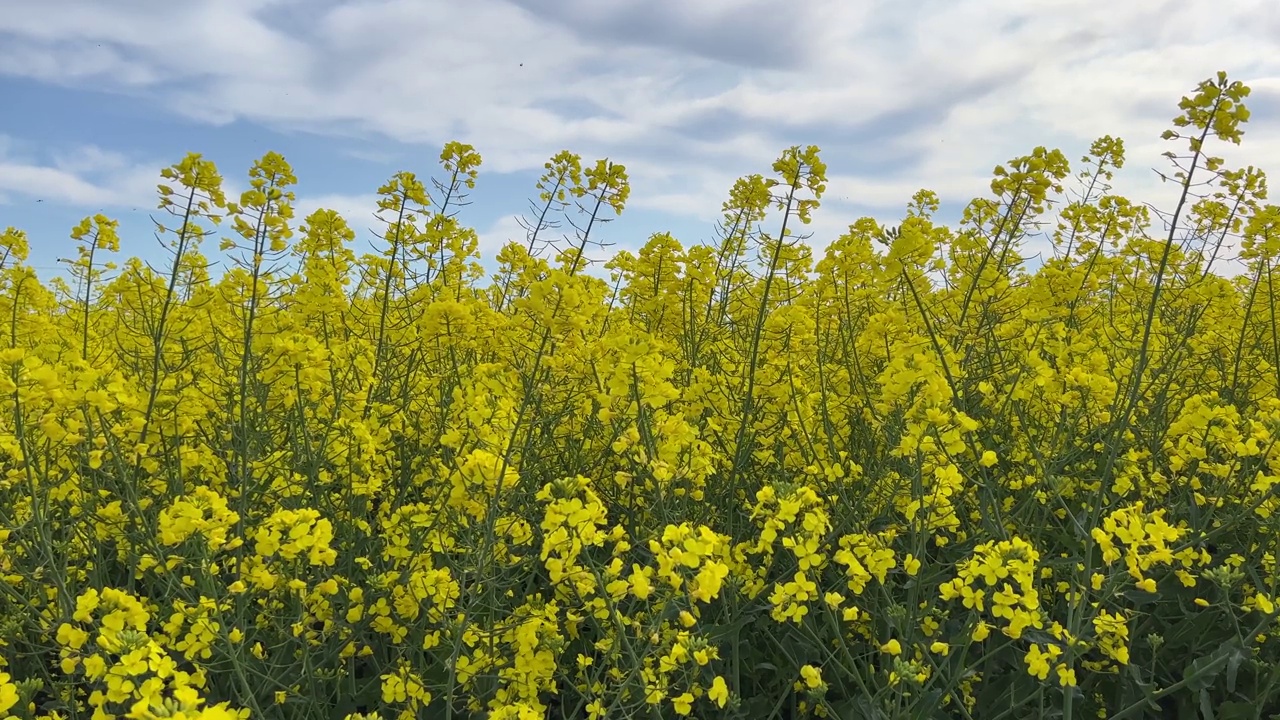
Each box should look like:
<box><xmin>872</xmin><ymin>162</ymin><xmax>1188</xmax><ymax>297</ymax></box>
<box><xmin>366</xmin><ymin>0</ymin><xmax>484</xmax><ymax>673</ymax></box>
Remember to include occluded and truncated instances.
<box><xmin>0</xmin><ymin>135</ymin><xmax>163</xmax><ymax>208</ymax></box>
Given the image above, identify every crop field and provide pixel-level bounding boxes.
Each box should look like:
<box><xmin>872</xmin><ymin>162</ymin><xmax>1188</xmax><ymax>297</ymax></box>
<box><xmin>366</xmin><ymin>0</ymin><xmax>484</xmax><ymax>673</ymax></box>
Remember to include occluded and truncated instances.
<box><xmin>0</xmin><ymin>72</ymin><xmax>1278</xmax><ymax>719</ymax></box>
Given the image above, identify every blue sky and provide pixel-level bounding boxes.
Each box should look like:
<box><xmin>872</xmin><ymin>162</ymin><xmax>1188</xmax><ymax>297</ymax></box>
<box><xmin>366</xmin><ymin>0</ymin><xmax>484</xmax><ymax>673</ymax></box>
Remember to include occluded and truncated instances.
<box><xmin>2</xmin><ymin>0</ymin><xmax>1279</xmax><ymax>283</ymax></box>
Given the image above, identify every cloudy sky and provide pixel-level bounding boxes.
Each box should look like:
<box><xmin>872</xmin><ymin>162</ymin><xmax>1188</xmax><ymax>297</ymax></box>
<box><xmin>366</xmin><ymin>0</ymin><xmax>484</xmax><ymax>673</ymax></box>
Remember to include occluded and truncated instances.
<box><xmin>1</xmin><ymin>0</ymin><xmax>1278</xmax><ymax>282</ymax></box>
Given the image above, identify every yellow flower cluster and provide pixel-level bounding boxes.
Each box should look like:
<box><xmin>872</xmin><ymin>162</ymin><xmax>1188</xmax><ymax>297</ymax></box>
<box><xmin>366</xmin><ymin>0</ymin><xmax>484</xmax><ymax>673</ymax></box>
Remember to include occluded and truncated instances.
<box><xmin>941</xmin><ymin>536</ymin><xmax>1044</xmax><ymax>639</ymax></box>
<box><xmin>650</xmin><ymin>523</ymin><xmax>732</xmax><ymax>605</ymax></box>
<box><xmin>1091</xmin><ymin>502</ymin><xmax>1189</xmax><ymax>591</ymax></box>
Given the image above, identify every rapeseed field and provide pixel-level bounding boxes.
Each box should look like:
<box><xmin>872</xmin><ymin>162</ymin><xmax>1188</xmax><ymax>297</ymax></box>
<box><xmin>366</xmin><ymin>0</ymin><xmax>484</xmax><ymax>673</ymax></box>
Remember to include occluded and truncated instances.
<box><xmin>0</xmin><ymin>71</ymin><xmax>1277</xmax><ymax>719</ymax></box>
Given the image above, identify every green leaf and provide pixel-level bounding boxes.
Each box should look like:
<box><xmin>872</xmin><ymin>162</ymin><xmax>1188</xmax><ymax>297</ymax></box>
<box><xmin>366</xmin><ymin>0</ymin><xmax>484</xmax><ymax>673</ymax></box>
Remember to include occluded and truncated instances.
<box><xmin>1216</xmin><ymin>701</ymin><xmax>1258</xmax><ymax>720</ymax></box>
<box><xmin>1200</xmin><ymin>688</ymin><xmax>1217</xmax><ymax>720</ymax></box>
<box><xmin>828</xmin><ymin>695</ymin><xmax>887</xmax><ymax>720</ymax></box>
<box><xmin>1124</xmin><ymin>662</ymin><xmax>1162</xmax><ymax>712</ymax></box>
<box><xmin>1120</xmin><ymin>585</ymin><xmax>1163</xmax><ymax>606</ymax></box>
<box><xmin>1165</xmin><ymin>611</ymin><xmax>1221</xmax><ymax>653</ymax></box>
<box><xmin>1185</xmin><ymin>645</ymin><xmax>1234</xmax><ymax>693</ymax></box>
<box><xmin>1225</xmin><ymin>645</ymin><xmax>1244</xmax><ymax>694</ymax></box>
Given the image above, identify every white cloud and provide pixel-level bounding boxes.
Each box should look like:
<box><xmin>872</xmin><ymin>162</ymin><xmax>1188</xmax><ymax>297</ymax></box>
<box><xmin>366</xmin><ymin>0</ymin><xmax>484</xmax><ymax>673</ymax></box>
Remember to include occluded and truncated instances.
<box><xmin>0</xmin><ymin>162</ymin><xmax>116</xmax><ymax>206</ymax></box>
<box><xmin>0</xmin><ymin>0</ymin><xmax>310</xmax><ymax>88</ymax></box>
<box><xmin>476</xmin><ymin>214</ymin><xmax>528</xmax><ymax>262</ymax></box>
<box><xmin>0</xmin><ymin>136</ymin><xmax>163</xmax><ymax>209</ymax></box>
<box><xmin>292</xmin><ymin>193</ymin><xmax>381</xmax><ymax>234</ymax></box>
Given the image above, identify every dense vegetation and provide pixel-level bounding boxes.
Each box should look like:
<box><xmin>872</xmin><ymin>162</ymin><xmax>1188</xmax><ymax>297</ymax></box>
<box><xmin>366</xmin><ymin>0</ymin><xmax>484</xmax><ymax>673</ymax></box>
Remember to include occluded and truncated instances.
<box><xmin>0</xmin><ymin>71</ymin><xmax>1278</xmax><ymax>719</ymax></box>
